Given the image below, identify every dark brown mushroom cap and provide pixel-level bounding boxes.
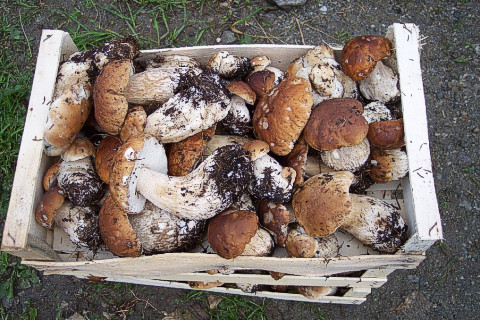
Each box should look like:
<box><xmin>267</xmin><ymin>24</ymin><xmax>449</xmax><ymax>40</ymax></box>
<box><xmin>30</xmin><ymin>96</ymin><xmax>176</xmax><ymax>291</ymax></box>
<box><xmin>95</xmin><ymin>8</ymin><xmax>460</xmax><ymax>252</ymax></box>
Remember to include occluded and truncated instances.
<box><xmin>95</xmin><ymin>135</ymin><xmax>122</xmax><ymax>184</ymax></box>
<box><xmin>226</xmin><ymin>81</ymin><xmax>256</xmax><ymax>105</ymax></box>
<box><xmin>278</xmin><ymin>135</ymin><xmax>309</xmax><ymax>190</ymax></box>
<box><xmin>247</xmin><ymin>70</ymin><xmax>277</xmax><ymax>98</ymax></box>
<box><xmin>43</xmin><ymin>160</ymin><xmax>63</xmax><ymax>191</ymax></box>
<box><xmin>98</xmin><ymin>194</ymin><xmax>142</xmax><ymax>257</ymax></box>
<box><xmin>341</xmin><ymin>35</ymin><xmax>393</xmax><ymax>81</ymax></box>
<box><xmin>94</xmin><ymin>59</ymin><xmax>132</xmax><ymax>135</ymax></box>
<box><xmin>120</xmin><ymin>106</ymin><xmax>147</xmax><ymax>142</ymax></box>
<box><xmin>304</xmin><ymin>98</ymin><xmax>368</xmax><ymax>151</ymax></box>
<box><xmin>292</xmin><ymin>171</ymin><xmax>354</xmax><ymax>237</ymax></box>
<box><xmin>167</xmin><ymin>125</ymin><xmax>216</xmax><ymax>176</ymax></box>
<box><xmin>35</xmin><ymin>186</ymin><xmax>66</xmax><ymax>229</ymax></box>
<box><xmin>259</xmin><ymin>201</ymin><xmax>292</xmax><ymax>247</ymax></box>
<box><xmin>253</xmin><ymin>77</ymin><xmax>313</xmax><ymax>156</ymax></box>
<box><xmin>367</xmin><ymin>118</ymin><xmax>405</xmax><ymax>149</ymax></box>
<box><xmin>207</xmin><ymin>210</ymin><xmax>259</xmax><ymax>259</ymax></box>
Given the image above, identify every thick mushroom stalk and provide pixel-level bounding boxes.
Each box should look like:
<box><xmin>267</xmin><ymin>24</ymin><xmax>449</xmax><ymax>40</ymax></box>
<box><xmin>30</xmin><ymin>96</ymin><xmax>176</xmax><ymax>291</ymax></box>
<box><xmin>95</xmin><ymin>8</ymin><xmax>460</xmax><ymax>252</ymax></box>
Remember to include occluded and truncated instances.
<box><xmin>344</xmin><ymin>195</ymin><xmax>408</xmax><ymax>253</ymax></box>
<box><xmin>144</xmin><ymin>71</ymin><xmax>231</xmax><ymax>143</ymax></box>
<box><xmin>130</xmin><ymin>144</ymin><xmax>253</xmax><ymax>219</ymax></box>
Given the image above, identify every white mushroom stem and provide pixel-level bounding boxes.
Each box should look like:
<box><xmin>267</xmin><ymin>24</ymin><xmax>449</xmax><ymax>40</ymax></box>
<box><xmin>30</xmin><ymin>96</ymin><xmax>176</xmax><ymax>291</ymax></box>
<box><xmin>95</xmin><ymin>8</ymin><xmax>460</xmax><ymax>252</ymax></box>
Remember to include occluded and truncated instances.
<box><xmin>359</xmin><ymin>61</ymin><xmax>400</xmax><ymax>103</ymax></box>
<box><xmin>343</xmin><ymin>194</ymin><xmax>408</xmax><ymax>253</ymax></box>
<box><xmin>242</xmin><ymin>227</ymin><xmax>274</xmax><ymax>256</ymax></box>
<box><xmin>320</xmin><ymin>138</ymin><xmax>370</xmax><ymax>172</ymax></box>
<box><xmin>135</xmin><ymin>145</ymin><xmax>252</xmax><ymax>220</ymax></box>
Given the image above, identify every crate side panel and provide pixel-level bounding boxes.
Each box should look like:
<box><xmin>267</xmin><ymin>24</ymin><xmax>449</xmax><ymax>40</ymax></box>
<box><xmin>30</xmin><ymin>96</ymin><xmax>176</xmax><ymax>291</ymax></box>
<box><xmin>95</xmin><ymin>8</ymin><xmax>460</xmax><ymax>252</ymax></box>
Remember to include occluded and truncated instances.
<box><xmin>1</xmin><ymin>31</ymin><xmax>77</xmax><ymax>259</ymax></box>
<box><xmin>390</xmin><ymin>23</ymin><xmax>442</xmax><ymax>244</ymax></box>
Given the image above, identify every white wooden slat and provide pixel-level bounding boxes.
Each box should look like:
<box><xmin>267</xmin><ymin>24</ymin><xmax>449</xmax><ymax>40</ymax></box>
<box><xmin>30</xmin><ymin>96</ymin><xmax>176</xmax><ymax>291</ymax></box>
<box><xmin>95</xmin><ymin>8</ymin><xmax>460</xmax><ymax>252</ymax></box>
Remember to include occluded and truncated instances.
<box><xmin>1</xmin><ymin>30</ymin><xmax>77</xmax><ymax>260</ymax></box>
<box><xmin>389</xmin><ymin>23</ymin><xmax>442</xmax><ymax>246</ymax></box>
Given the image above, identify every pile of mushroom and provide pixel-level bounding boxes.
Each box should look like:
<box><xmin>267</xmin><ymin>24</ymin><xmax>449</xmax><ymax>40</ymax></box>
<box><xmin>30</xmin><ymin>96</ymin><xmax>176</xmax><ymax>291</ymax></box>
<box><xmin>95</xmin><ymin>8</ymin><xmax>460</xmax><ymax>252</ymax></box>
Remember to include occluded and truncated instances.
<box><xmin>36</xmin><ymin>33</ymin><xmax>410</xmax><ymax>299</ymax></box>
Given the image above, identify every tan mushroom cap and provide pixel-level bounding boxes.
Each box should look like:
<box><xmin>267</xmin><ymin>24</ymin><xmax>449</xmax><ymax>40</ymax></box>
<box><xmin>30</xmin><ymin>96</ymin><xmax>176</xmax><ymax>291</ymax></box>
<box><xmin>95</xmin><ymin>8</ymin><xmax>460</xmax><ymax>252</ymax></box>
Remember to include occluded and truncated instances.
<box><xmin>297</xmin><ymin>286</ymin><xmax>336</xmax><ymax>299</ymax></box>
<box><xmin>120</xmin><ymin>106</ymin><xmax>147</xmax><ymax>142</ymax></box>
<box><xmin>285</xmin><ymin>229</ymin><xmax>318</xmax><ymax>258</ymax></box>
<box><xmin>167</xmin><ymin>125</ymin><xmax>216</xmax><ymax>176</ymax></box>
<box><xmin>367</xmin><ymin>118</ymin><xmax>405</xmax><ymax>149</ymax></box>
<box><xmin>98</xmin><ymin>194</ymin><xmax>142</xmax><ymax>257</ymax></box>
<box><xmin>43</xmin><ymin>160</ymin><xmax>63</xmax><ymax>191</ymax></box>
<box><xmin>188</xmin><ymin>281</ymin><xmax>224</xmax><ymax>289</ymax></box>
<box><xmin>304</xmin><ymin>98</ymin><xmax>368</xmax><ymax>151</ymax></box>
<box><xmin>250</xmin><ymin>55</ymin><xmax>271</xmax><ymax>72</ymax></box>
<box><xmin>94</xmin><ymin>59</ymin><xmax>132</xmax><ymax>135</ymax></box>
<box><xmin>35</xmin><ymin>186</ymin><xmax>66</xmax><ymax>229</ymax></box>
<box><xmin>95</xmin><ymin>135</ymin><xmax>122</xmax><ymax>183</ymax></box>
<box><xmin>292</xmin><ymin>171</ymin><xmax>354</xmax><ymax>237</ymax></box>
<box><xmin>242</xmin><ymin>140</ymin><xmax>269</xmax><ymax>161</ymax></box>
<box><xmin>247</xmin><ymin>69</ymin><xmax>277</xmax><ymax>98</ymax></box>
<box><xmin>61</xmin><ymin>136</ymin><xmax>96</xmax><ymax>162</ymax></box>
<box><xmin>226</xmin><ymin>81</ymin><xmax>256</xmax><ymax>105</ymax></box>
<box><xmin>259</xmin><ymin>201</ymin><xmax>292</xmax><ymax>247</ymax></box>
<box><xmin>207</xmin><ymin>210</ymin><xmax>259</xmax><ymax>259</ymax></box>
<box><xmin>369</xmin><ymin>147</ymin><xmax>409</xmax><ymax>183</ymax></box>
<box><xmin>279</xmin><ymin>135</ymin><xmax>309</xmax><ymax>190</ymax></box>
<box><xmin>253</xmin><ymin>77</ymin><xmax>313</xmax><ymax>156</ymax></box>
<box><xmin>341</xmin><ymin>35</ymin><xmax>393</xmax><ymax>81</ymax></box>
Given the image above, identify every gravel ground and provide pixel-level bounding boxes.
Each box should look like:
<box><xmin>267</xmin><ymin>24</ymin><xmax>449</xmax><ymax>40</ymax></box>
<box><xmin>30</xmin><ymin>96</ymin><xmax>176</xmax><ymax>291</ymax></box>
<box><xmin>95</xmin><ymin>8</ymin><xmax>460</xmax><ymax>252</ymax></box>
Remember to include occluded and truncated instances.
<box><xmin>1</xmin><ymin>0</ymin><xmax>479</xmax><ymax>319</ymax></box>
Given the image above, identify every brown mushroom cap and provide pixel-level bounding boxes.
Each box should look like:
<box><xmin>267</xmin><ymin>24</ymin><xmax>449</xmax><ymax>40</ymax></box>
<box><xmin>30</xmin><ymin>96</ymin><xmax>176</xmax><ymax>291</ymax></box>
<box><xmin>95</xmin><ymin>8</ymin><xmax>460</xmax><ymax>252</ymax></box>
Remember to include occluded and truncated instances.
<box><xmin>292</xmin><ymin>171</ymin><xmax>354</xmax><ymax>237</ymax></box>
<box><xmin>369</xmin><ymin>147</ymin><xmax>409</xmax><ymax>183</ymax></box>
<box><xmin>242</xmin><ymin>140</ymin><xmax>270</xmax><ymax>161</ymax></box>
<box><xmin>304</xmin><ymin>98</ymin><xmax>368</xmax><ymax>151</ymax></box>
<box><xmin>250</xmin><ymin>55</ymin><xmax>271</xmax><ymax>72</ymax></box>
<box><xmin>35</xmin><ymin>186</ymin><xmax>66</xmax><ymax>229</ymax></box>
<box><xmin>43</xmin><ymin>160</ymin><xmax>63</xmax><ymax>191</ymax></box>
<box><xmin>247</xmin><ymin>70</ymin><xmax>277</xmax><ymax>98</ymax></box>
<box><xmin>259</xmin><ymin>201</ymin><xmax>292</xmax><ymax>247</ymax></box>
<box><xmin>297</xmin><ymin>286</ymin><xmax>336</xmax><ymax>299</ymax></box>
<box><xmin>253</xmin><ymin>77</ymin><xmax>313</xmax><ymax>156</ymax></box>
<box><xmin>61</xmin><ymin>136</ymin><xmax>96</xmax><ymax>162</ymax></box>
<box><xmin>188</xmin><ymin>281</ymin><xmax>224</xmax><ymax>289</ymax></box>
<box><xmin>278</xmin><ymin>136</ymin><xmax>309</xmax><ymax>190</ymax></box>
<box><xmin>94</xmin><ymin>59</ymin><xmax>132</xmax><ymax>135</ymax></box>
<box><xmin>207</xmin><ymin>210</ymin><xmax>259</xmax><ymax>259</ymax></box>
<box><xmin>95</xmin><ymin>135</ymin><xmax>122</xmax><ymax>184</ymax></box>
<box><xmin>98</xmin><ymin>194</ymin><xmax>142</xmax><ymax>257</ymax></box>
<box><xmin>341</xmin><ymin>35</ymin><xmax>393</xmax><ymax>81</ymax></box>
<box><xmin>120</xmin><ymin>106</ymin><xmax>147</xmax><ymax>142</ymax></box>
<box><xmin>167</xmin><ymin>125</ymin><xmax>216</xmax><ymax>176</ymax></box>
<box><xmin>367</xmin><ymin>118</ymin><xmax>405</xmax><ymax>149</ymax></box>
<box><xmin>226</xmin><ymin>81</ymin><xmax>256</xmax><ymax>105</ymax></box>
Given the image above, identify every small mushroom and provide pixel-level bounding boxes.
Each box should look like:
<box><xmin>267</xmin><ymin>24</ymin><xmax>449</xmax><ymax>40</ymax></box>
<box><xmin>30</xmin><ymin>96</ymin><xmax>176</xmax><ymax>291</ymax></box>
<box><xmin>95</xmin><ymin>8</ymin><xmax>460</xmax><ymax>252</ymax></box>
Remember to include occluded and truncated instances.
<box><xmin>35</xmin><ymin>186</ymin><xmax>66</xmax><ymax>229</ymax></box>
<box><xmin>341</xmin><ymin>35</ymin><xmax>393</xmax><ymax>81</ymax></box>
<box><xmin>247</xmin><ymin>69</ymin><xmax>277</xmax><ymax>98</ymax></box>
<box><xmin>144</xmin><ymin>71</ymin><xmax>231</xmax><ymax>143</ymax></box>
<box><xmin>297</xmin><ymin>286</ymin><xmax>337</xmax><ymax>299</ymax></box>
<box><xmin>258</xmin><ymin>201</ymin><xmax>293</xmax><ymax>247</ymax></box>
<box><xmin>43</xmin><ymin>160</ymin><xmax>63</xmax><ymax>191</ymax></box>
<box><xmin>367</xmin><ymin>118</ymin><xmax>405</xmax><ymax>149</ymax></box>
<box><xmin>188</xmin><ymin>281</ymin><xmax>224</xmax><ymax>289</ymax></box>
<box><xmin>369</xmin><ymin>147</ymin><xmax>409</xmax><ymax>183</ymax></box>
<box><xmin>253</xmin><ymin>77</ymin><xmax>314</xmax><ymax>156</ymax></box>
<box><xmin>359</xmin><ymin>61</ymin><xmax>400</xmax><ymax>103</ymax></box>
<box><xmin>362</xmin><ymin>101</ymin><xmax>393</xmax><ymax>124</ymax></box>
<box><xmin>285</xmin><ymin>224</ymin><xmax>339</xmax><ymax>258</ymax></box>
<box><xmin>250</xmin><ymin>55</ymin><xmax>271</xmax><ymax>73</ymax></box>
<box><xmin>207</xmin><ymin>51</ymin><xmax>251</xmax><ymax>79</ymax></box>
<box><xmin>61</xmin><ymin>136</ymin><xmax>96</xmax><ymax>162</ymax></box>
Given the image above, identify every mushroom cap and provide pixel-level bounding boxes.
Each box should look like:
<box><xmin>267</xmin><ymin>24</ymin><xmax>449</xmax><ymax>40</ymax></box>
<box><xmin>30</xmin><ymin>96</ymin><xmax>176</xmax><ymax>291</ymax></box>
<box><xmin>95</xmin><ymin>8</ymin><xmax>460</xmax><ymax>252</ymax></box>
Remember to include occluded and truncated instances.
<box><xmin>188</xmin><ymin>281</ymin><xmax>224</xmax><ymax>289</ymax></box>
<box><xmin>95</xmin><ymin>135</ymin><xmax>122</xmax><ymax>184</ymax></box>
<box><xmin>304</xmin><ymin>98</ymin><xmax>368</xmax><ymax>151</ymax></box>
<box><xmin>99</xmin><ymin>194</ymin><xmax>142</xmax><ymax>257</ymax></box>
<box><xmin>94</xmin><ymin>59</ymin><xmax>133</xmax><ymax>135</ymax></box>
<box><xmin>242</xmin><ymin>227</ymin><xmax>275</xmax><ymax>256</ymax></box>
<box><xmin>120</xmin><ymin>106</ymin><xmax>147</xmax><ymax>142</ymax></box>
<box><xmin>253</xmin><ymin>77</ymin><xmax>313</xmax><ymax>156</ymax></box>
<box><xmin>285</xmin><ymin>225</ymin><xmax>339</xmax><ymax>258</ymax></box>
<box><xmin>167</xmin><ymin>125</ymin><xmax>216</xmax><ymax>176</ymax></box>
<box><xmin>341</xmin><ymin>35</ymin><xmax>393</xmax><ymax>81</ymax></box>
<box><xmin>61</xmin><ymin>136</ymin><xmax>96</xmax><ymax>162</ymax></box>
<box><xmin>247</xmin><ymin>70</ymin><xmax>277</xmax><ymax>98</ymax></box>
<box><xmin>57</xmin><ymin>157</ymin><xmax>105</xmax><ymax>207</ymax></box>
<box><xmin>242</xmin><ymin>140</ymin><xmax>270</xmax><ymax>161</ymax></box>
<box><xmin>250</xmin><ymin>55</ymin><xmax>271</xmax><ymax>72</ymax></box>
<box><xmin>35</xmin><ymin>186</ymin><xmax>66</xmax><ymax>229</ymax></box>
<box><xmin>297</xmin><ymin>286</ymin><xmax>337</xmax><ymax>299</ymax></box>
<box><xmin>109</xmin><ymin>134</ymin><xmax>167</xmax><ymax>213</ymax></box>
<box><xmin>129</xmin><ymin>201</ymin><xmax>206</xmax><ymax>254</ymax></box>
<box><xmin>278</xmin><ymin>136</ymin><xmax>309</xmax><ymax>190</ymax></box>
<box><xmin>226</xmin><ymin>81</ymin><xmax>256</xmax><ymax>105</ymax></box>
<box><xmin>344</xmin><ymin>194</ymin><xmax>408</xmax><ymax>253</ymax></box>
<box><xmin>321</xmin><ymin>138</ymin><xmax>370</xmax><ymax>172</ymax></box>
<box><xmin>204</xmin><ymin>135</ymin><xmax>252</xmax><ymax>156</ymax></box>
<box><xmin>259</xmin><ymin>201</ymin><xmax>292</xmax><ymax>247</ymax></box>
<box><xmin>43</xmin><ymin>83</ymin><xmax>92</xmax><ymax>156</ymax></box>
<box><xmin>369</xmin><ymin>147</ymin><xmax>409</xmax><ymax>183</ymax></box>
<box><xmin>207</xmin><ymin>210</ymin><xmax>259</xmax><ymax>259</ymax></box>
<box><xmin>292</xmin><ymin>171</ymin><xmax>354</xmax><ymax>237</ymax></box>
<box><xmin>359</xmin><ymin>61</ymin><xmax>400</xmax><ymax>103</ymax></box>
<box><xmin>309</xmin><ymin>63</ymin><xmax>336</xmax><ymax>96</ymax></box>
<box><xmin>367</xmin><ymin>118</ymin><xmax>405</xmax><ymax>149</ymax></box>
<box><xmin>362</xmin><ymin>101</ymin><xmax>392</xmax><ymax>124</ymax></box>
<box><xmin>43</xmin><ymin>160</ymin><xmax>63</xmax><ymax>191</ymax></box>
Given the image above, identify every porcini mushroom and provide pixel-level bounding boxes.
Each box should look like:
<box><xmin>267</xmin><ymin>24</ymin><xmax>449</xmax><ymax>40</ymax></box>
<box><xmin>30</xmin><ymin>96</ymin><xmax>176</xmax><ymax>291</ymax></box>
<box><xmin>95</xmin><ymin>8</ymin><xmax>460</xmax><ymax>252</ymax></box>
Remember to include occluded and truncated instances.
<box><xmin>359</xmin><ymin>61</ymin><xmax>400</xmax><ymax>103</ymax></box>
<box><xmin>369</xmin><ymin>147</ymin><xmax>409</xmax><ymax>183</ymax></box>
<box><xmin>368</xmin><ymin>118</ymin><xmax>405</xmax><ymax>149</ymax></box>
<box><xmin>207</xmin><ymin>51</ymin><xmax>251</xmax><ymax>79</ymax></box>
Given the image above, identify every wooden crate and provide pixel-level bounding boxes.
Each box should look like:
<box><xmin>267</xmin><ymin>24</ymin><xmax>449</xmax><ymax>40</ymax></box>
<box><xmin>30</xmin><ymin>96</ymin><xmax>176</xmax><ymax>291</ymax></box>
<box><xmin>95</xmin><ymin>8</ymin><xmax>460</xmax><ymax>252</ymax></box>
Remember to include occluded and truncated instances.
<box><xmin>1</xmin><ymin>23</ymin><xmax>442</xmax><ymax>304</ymax></box>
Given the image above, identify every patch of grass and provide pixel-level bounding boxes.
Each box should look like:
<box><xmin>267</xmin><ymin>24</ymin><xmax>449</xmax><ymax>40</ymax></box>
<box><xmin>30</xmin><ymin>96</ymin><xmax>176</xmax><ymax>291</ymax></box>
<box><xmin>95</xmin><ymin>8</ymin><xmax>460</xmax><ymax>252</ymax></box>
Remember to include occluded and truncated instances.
<box><xmin>334</xmin><ymin>29</ymin><xmax>350</xmax><ymax>44</ymax></box>
<box><xmin>180</xmin><ymin>291</ymin><xmax>269</xmax><ymax>320</ymax></box>
<box><xmin>0</xmin><ymin>252</ymin><xmax>40</xmax><ymax>299</ymax></box>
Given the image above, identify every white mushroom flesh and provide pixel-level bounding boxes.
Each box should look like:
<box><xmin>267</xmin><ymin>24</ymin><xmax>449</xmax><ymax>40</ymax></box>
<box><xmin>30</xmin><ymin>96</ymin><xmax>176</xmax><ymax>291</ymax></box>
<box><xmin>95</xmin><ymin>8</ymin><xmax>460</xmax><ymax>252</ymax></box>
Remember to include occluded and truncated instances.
<box><xmin>363</xmin><ymin>101</ymin><xmax>393</xmax><ymax>124</ymax></box>
<box><xmin>321</xmin><ymin>138</ymin><xmax>370</xmax><ymax>172</ymax></box>
<box><xmin>242</xmin><ymin>228</ymin><xmax>274</xmax><ymax>256</ymax></box>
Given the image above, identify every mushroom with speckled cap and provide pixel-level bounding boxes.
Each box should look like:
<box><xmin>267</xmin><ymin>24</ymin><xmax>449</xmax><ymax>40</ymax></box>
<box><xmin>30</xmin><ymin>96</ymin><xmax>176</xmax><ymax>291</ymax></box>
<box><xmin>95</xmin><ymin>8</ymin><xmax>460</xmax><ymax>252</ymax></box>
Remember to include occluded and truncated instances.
<box><xmin>207</xmin><ymin>51</ymin><xmax>251</xmax><ymax>79</ymax></box>
<box><xmin>369</xmin><ymin>147</ymin><xmax>408</xmax><ymax>183</ymax></box>
<box><xmin>110</xmin><ymin>136</ymin><xmax>253</xmax><ymax>219</ymax></box>
<box><xmin>258</xmin><ymin>201</ymin><xmax>293</xmax><ymax>247</ymax></box>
